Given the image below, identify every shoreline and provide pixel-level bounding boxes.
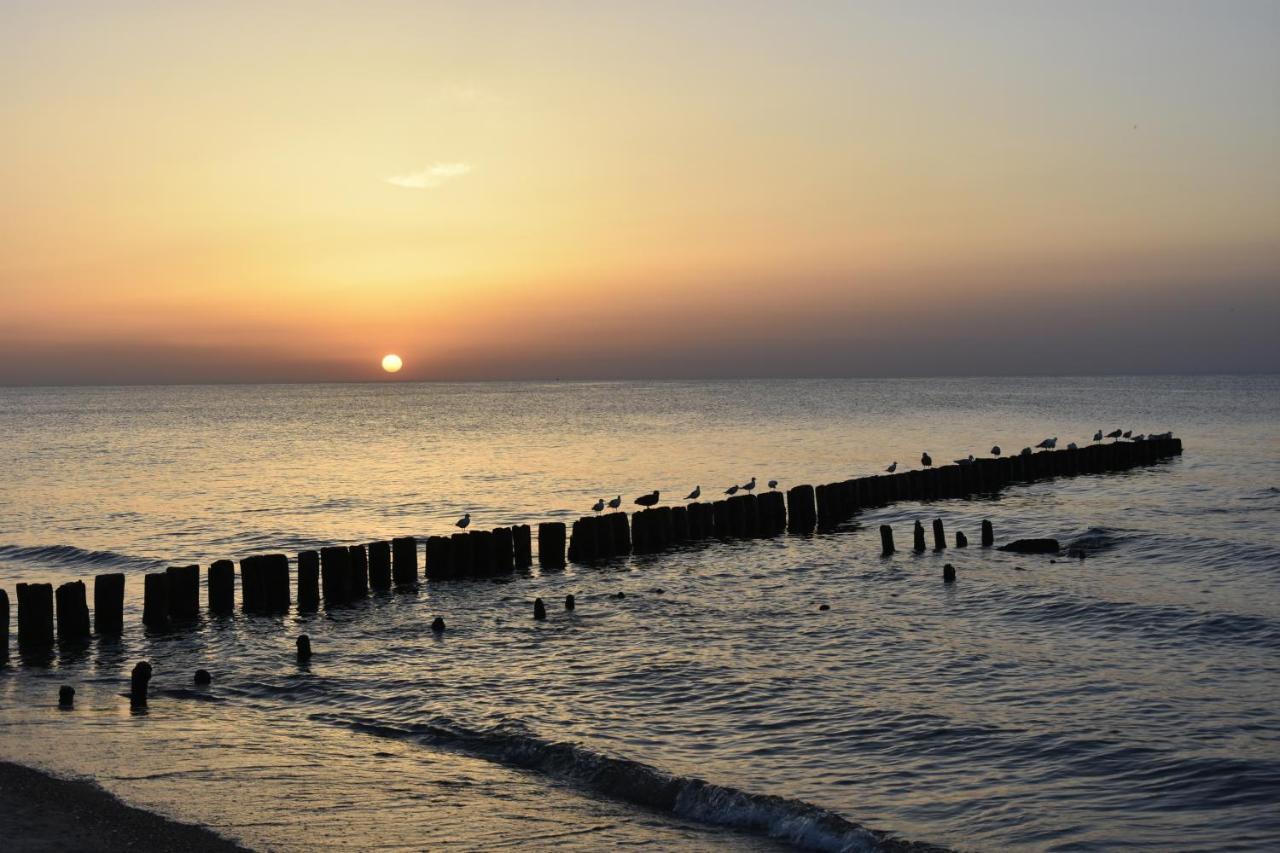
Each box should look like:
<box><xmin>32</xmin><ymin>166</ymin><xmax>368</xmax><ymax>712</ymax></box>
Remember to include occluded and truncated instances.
<box><xmin>0</xmin><ymin>760</ymin><xmax>249</xmax><ymax>853</ymax></box>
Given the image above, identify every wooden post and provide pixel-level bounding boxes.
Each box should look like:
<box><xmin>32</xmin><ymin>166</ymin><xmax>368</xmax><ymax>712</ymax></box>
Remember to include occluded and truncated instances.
<box><xmin>320</xmin><ymin>546</ymin><xmax>352</xmax><ymax>605</ymax></box>
<box><xmin>94</xmin><ymin>573</ymin><xmax>125</xmax><ymax>634</ymax></box>
<box><xmin>538</xmin><ymin>522</ymin><xmax>566</xmax><ymax>568</ymax></box>
<box><xmin>368</xmin><ymin>541</ymin><xmax>392</xmax><ymax>589</ymax></box>
<box><xmin>142</xmin><ymin>573</ymin><xmax>170</xmax><ymax>629</ymax></box>
<box><xmin>264</xmin><ymin>554</ymin><xmax>290</xmax><ymax>612</ymax></box>
<box><xmin>238</xmin><ymin>556</ymin><xmax>265</xmax><ymax>613</ymax></box>
<box><xmin>392</xmin><ymin>536</ymin><xmax>418</xmax><ymax>586</ymax></box>
<box><xmin>757</xmin><ymin>492</ymin><xmax>786</xmax><ymax>536</ymax></box>
<box><xmin>932</xmin><ymin>519</ymin><xmax>946</xmax><ymax>550</ymax></box>
<box><xmin>492</xmin><ymin>527</ymin><xmax>515</xmax><ymax>573</ymax></box>
<box><xmin>955</xmin><ymin>531</ymin><xmax>968</xmax><ymax>548</ymax></box>
<box><xmin>166</xmin><ymin>564</ymin><xmax>200</xmax><ymax>620</ymax></box>
<box><xmin>654</xmin><ymin>507</ymin><xmax>674</xmax><ymax>550</ymax></box>
<box><xmin>786</xmin><ymin>485</ymin><xmax>817</xmax><ymax>534</ymax></box>
<box><xmin>569</xmin><ymin>517</ymin><xmax>597</xmax><ymax>563</ymax></box>
<box><xmin>348</xmin><ymin>545</ymin><xmax>369</xmax><ymax>596</ymax></box>
<box><xmin>981</xmin><ymin>519</ymin><xmax>994</xmax><ymax>547</ymax></box>
<box><xmin>728</xmin><ymin>495</ymin><xmax>748</xmax><ymax>538</ymax></box>
<box><xmin>470</xmin><ymin>530</ymin><xmax>495</xmax><ymax>575</ymax></box>
<box><xmin>295</xmin><ymin>552</ymin><xmax>319</xmax><ymax>610</ymax></box>
<box><xmin>815</xmin><ymin>484</ymin><xmax>839</xmax><ymax>531</ymax></box>
<box><xmin>55</xmin><ymin>580</ymin><xmax>91</xmax><ymax>642</ymax></box>
<box><xmin>0</xmin><ymin>588</ymin><xmax>8</xmax><ymax>650</ymax></box>
<box><xmin>712</xmin><ymin>500</ymin><xmax>733</xmax><ymax>539</ymax></box>
<box><xmin>880</xmin><ymin>524</ymin><xmax>895</xmax><ymax>556</ymax></box>
<box><xmin>425</xmin><ymin>535</ymin><xmax>454</xmax><ymax>580</ymax></box>
<box><xmin>913</xmin><ymin>520</ymin><xmax>926</xmax><ymax>553</ymax></box>
<box><xmin>943</xmin><ymin>563</ymin><xmax>956</xmax><ymax>583</ymax></box>
<box><xmin>209</xmin><ymin>560</ymin><xmax>235</xmax><ymax>613</ymax></box>
<box><xmin>668</xmin><ymin>506</ymin><xmax>689</xmax><ymax>542</ymax></box>
<box><xmin>16</xmin><ymin>583</ymin><xmax>54</xmax><ymax>648</ymax></box>
<box><xmin>451</xmin><ymin>531</ymin><xmax>475</xmax><ymax>576</ymax></box>
<box><xmin>608</xmin><ymin>512</ymin><xmax>632</xmax><ymax>553</ymax></box>
<box><xmin>513</xmin><ymin>524</ymin><xmax>533</xmax><ymax>568</ymax></box>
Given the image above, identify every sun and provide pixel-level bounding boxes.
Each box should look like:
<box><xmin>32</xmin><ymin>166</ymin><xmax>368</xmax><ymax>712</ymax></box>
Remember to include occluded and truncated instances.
<box><xmin>381</xmin><ymin>353</ymin><xmax>403</xmax><ymax>373</ymax></box>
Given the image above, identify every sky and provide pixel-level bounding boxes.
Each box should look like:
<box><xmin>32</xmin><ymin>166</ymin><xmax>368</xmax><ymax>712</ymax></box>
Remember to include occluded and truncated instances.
<box><xmin>1</xmin><ymin>0</ymin><xmax>1278</xmax><ymax>384</ymax></box>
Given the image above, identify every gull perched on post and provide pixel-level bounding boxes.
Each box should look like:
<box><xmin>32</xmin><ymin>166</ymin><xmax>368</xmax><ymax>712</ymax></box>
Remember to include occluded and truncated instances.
<box><xmin>742</xmin><ymin>476</ymin><xmax>757</xmax><ymax>493</ymax></box>
<box><xmin>456</xmin><ymin>512</ymin><xmax>471</xmax><ymax>529</ymax></box>
<box><xmin>767</xmin><ymin>479</ymin><xmax>778</xmax><ymax>490</ymax></box>
<box><xmin>592</xmin><ymin>498</ymin><xmax>605</xmax><ymax>513</ymax></box>
<box><xmin>634</xmin><ymin>491</ymin><xmax>660</xmax><ymax>508</ymax></box>
<box><xmin>608</xmin><ymin>495</ymin><xmax>621</xmax><ymax>509</ymax></box>
<box><xmin>685</xmin><ymin>486</ymin><xmax>700</xmax><ymax>501</ymax></box>
<box><xmin>921</xmin><ymin>452</ymin><xmax>932</xmax><ymax>468</ymax></box>
<box><xmin>886</xmin><ymin>461</ymin><xmax>897</xmax><ymax>473</ymax></box>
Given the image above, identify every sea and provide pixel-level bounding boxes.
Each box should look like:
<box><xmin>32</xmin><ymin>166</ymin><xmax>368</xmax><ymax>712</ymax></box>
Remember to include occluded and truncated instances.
<box><xmin>1</xmin><ymin>376</ymin><xmax>1278</xmax><ymax>851</ymax></box>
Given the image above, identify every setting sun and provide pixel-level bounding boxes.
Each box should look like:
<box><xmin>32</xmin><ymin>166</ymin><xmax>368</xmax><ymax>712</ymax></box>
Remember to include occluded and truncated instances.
<box><xmin>381</xmin><ymin>354</ymin><xmax>403</xmax><ymax>374</ymax></box>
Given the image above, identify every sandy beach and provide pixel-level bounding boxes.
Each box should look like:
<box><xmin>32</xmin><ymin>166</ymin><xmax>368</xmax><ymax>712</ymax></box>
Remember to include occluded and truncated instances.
<box><xmin>0</xmin><ymin>761</ymin><xmax>248</xmax><ymax>853</ymax></box>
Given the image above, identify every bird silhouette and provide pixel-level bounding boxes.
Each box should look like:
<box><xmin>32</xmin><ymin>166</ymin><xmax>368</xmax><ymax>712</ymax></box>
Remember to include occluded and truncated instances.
<box><xmin>685</xmin><ymin>486</ymin><xmax>701</xmax><ymax>501</ymax></box>
<box><xmin>1106</xmin><ymin>429</ymin><xmax>1123</xmax><ymax>440</ymax></box>
<box><xmin>592</xmin><ymin>498</ymin><xmax>605</xmax><ymax>513</ymax></box>
<box><xmin>886</xmin><ymin>461</ymin><xmax>898</xmax><ymax>473</ymax></box>
<box><xmin>724</xmin><ymin>484</ymin><xmax>739</xmax><ymax>496</ymax></box>
<box><xmin>1020</xmin><ymin>447</ymin><xmax>1033</xmax><ymax>456</ymax></box>
<box><xmin>455</xmin><ymin>513</ymin><xmax>471</xmax><ymax>529</ymax></box>
<box><xmin>954</xmin><ymin>455</ymin><xmax>975</xmax><ymax>466</ymax></box>
<box><xmin>1122</xmin><ymin>430</ymin><xmax>1132</xmax><ymax>439</ymax></box>
<box><xmin>921</xmin><ymin>452</ymin><xmax>933</xmax><ymax>467</ymax></box>
<box><xmin>990</xmin><ymin>446</ymin><xmax>1001</xmax><ymax>457</ymax></box>
<box><xmin>1093</xmin><ymin>430</ymin><xmax>1104</xmax><ymax>442</ymax></box>
<box><xmin>1067</xmin><ymin>441</ymin><xmax>1078</xmax><ymax>450</ymax></box>
<box><xmin>742</xmin><ymin>476</ymin><xmax>757</xmax><ymax>493</ymax></box>
<box><xmin>634</xmin><ymin>491</ymin><xmax>660</xmax><ymax>508</ymax></box>
<box><xmin>1036</xmin><ymin>437</ymin><xmax>1058</xmax><ymax>450</ymax></box>
<box><xmin>767</xmin><ymin>479</ymin><xmax>778</xmax><ymax>490</ymax></box>
<box><xmin>608</xmin><ymin>495</ymin><xmax>621</xmax><ymax>509</ymax></box>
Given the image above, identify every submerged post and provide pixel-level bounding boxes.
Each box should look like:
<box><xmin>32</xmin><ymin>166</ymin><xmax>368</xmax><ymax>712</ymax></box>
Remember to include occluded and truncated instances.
<box><xmin>955</xmin><ymin>531</ymin><xmax>968</xmax><ymax>548</ymax></box>
<box><xmin>932</xmin><ymin>519</ymin><xmax>946</xmax><ymax>551</ymax></box>
<box><xmin>55</xmin><ymin>581</ymin><xmax>91</xmax><ymax>642</ymax></box>
<box><xmin>94</xmin><ymin>573</ymin><xmax>125</xmax><ymax>635</ymax></box>
<box><xmin>981</xmin><ymin>519</ymin><xmax>994</xmax><ymax>547</ymax></box>
<box><xmin>913</xmin><ymin>520</ymin><xmax>926</xmax><ymax>553</ymax></box>
<box><xmin>880</xmin><ymin>524</ymin><xmax>895</xmax><ymax>556</ymax></box>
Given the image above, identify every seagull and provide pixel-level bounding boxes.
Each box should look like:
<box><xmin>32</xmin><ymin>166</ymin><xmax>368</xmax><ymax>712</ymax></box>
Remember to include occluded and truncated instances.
<box><xmin>634</xmin><ymin>491</ymin><xmax>660</xmax><ymax>508</ymax></box>
<box><xmin>1122</xmin><ymin>430</ymin><xmax>1132</xmax><ymax>439</ymax></box>
<box><xmin>685</xmin><ymin>486</ymin><xmax>701</xmax><ymax>501</ymax></box>
<box><xmin>1020</xmin><ymin>447</ymin><xmax>1033</xmax><ymax>457</ymax></box>
<box><xmin>954</xmin><ymin>455</ymin><xmax>975</xmax><ymax>466</ymax></box>
<box><xmin>1133</xmin><ymin>434</ymin><xmax>1145</xmax><ymax>442</ymax></box>
<box><xmin>990</xmin><ymin>446</ymin><xmax>1001</xmax><ymax>457</ymax></box>
<box><xmin>921</xmin><ymin>452</ymin><xmax>932</xmax><ymax>468</ymax></box>
<box><xmin>1067</xmin><ymin>441</ymin><xmax>1078</xmax><ymax>450</ymax></box>
<box><xmin>1036</xmin><ymin>437</ymin><xmax>1058</xmax><ymax>450</ymax></box>
<box><xmin>1106</xmin><ymin>429</ymin><xmax>1123</xmax><ymax>440</ymax></box>
<box><xmin>742</xmin><ymin>476</ymin><xmax>757</xmax><ymax>493</ymax></box>
<box><xmin>455</xmin><ymin>513</ymin><xmax>471</xmax><ymax>529</ymax></box>
<box><xmin>1093</xmin><ymin>430</ymin><xmax>1104</xmax><ymax>442</ymax></box>
<box><xmin>767</xmin><ymin>479</ymin><xmax>778</xmax><ymax>490</ymax></box>
<box><xmin>724</xmin><ymin>484</ymin><xmax>740</xmax><ymax>496</ymax></box>
<box><xmin>886</xmin><ymin>461</ymin><xmax>898</xmax><ymax>473</ymax></box>
<box><xmin>592</xmin><ymin>498</ymin><xmax>605</xmax><ymax>513</ymax></box>
<box><xmin>608</xmin><ymin>495</ymin><xmax>621</xmax><ymax>509</ymax></box>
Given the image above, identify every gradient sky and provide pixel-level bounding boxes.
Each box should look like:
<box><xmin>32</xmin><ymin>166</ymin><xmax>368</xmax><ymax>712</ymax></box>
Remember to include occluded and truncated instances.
<box><xmin>2</xmin><ymin>0</ymin><xmax>1278</xmax><ymax>384</ymax></box>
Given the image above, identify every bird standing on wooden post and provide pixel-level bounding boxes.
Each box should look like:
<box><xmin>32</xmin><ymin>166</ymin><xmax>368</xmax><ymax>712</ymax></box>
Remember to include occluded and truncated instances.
<box><xmin>886</xmin><ymin>461</ymin><xmax>897</xmax><ymax>473</ymax></box>
<box><xmin>685</xmin><ymin>486</ymin><xmax>700</xmax><ymax>501</ymax></box>
<box><xmin>921</xmin><ymin>452</ymin><xmax>932</xmax><ymax>468</ymax></box>
<box><xmin>456</xmin><ymin>513</ymin><xmax>471</xmax><ymax>529</ymax></box>
<box><xmin>767</xmin><ymin>479</ymin><xmax>778</xmax><ymax>490</ymax></box>
<box><xmin>742</xmin><ymin>476</ymin><xmax>756</xmax><ymax>493</ymax></box>
<box><xmin>608</xmin><ymin>495</ymin><xmax>621</xmax><ymax>509</ymax></box>
<box><xmin>592</xmin><ymin>498</ymin><xmax>605</xmax><ymax>513</ymax></box>
<box><xmin>635</xmin><ymin>491</ymin><xmax>660</xmax><ymax>508</ymax></box>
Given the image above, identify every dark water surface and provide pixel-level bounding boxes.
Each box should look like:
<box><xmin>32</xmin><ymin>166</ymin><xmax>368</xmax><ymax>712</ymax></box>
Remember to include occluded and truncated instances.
<box><xmin>2</xmin><ymin>377</ymin><xmax>1278</xmax><ymax>851</ymax></box>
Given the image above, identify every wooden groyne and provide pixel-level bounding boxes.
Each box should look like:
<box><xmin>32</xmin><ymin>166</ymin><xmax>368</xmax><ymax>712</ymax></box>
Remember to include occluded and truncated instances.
<box><xmin>0</xmin><ymin>436</ymin><xmax>1181</xmax><ymax>648</ymax></box>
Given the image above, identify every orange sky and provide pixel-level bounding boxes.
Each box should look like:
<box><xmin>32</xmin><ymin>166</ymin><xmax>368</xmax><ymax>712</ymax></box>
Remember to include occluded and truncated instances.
<box><xmin>2</xmin><ymin>1</ymin><xmax>1278</xmax><ymax>383</ymax></box>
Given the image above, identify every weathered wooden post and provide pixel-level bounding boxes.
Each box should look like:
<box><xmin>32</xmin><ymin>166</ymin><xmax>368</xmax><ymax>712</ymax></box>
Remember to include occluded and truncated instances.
<box><xmin>130</xmin><ymin>661</ymin><xmax>152</xmax><ymax>705</ymax></box>
<box><xmin>564</xmin><ymin>593</ymin><xmax>575</xmax><ymax>611</ymax></box>
<box><xmin>392</xmin><ymin>536</ymin><xmax>418</xmax><ymax>586</ymax></box>
<box><xmin>142</xmin><ymin>573</ymin><xmax>170</xmax><ymax>629</ymax></box>
<box><xmin>757</xmin><ymin>492</ymin><xmax>786</xmax><ymax>536</ymax></box>
<box><xmin>880</xmin><ymin>524</ymin><xmax>895</xmax><ymax>556</ymax></box>
<box><xmin>166</xmin><ymin>564</ymin><xmax>200</xmax><ymax>620</ymax></box>
<box><xmin>94</xmin><ymin>573</ymin><xmax>125</xmax><ymax>634</ymax></box>
<box><xmin>368</xmin><ymin>541</ymin><xmax>392</xmax><ymax>589</ymax></box>
<box><xmin>608</xmin><ymin>512</ymin><xmax>632</xmax><ymax>554</ymax></box>
<box><xmin>943</xmin><ymin>563</ymin><xmax>956</xmax><ymax>583</ymax></box>
<box><xmin>513</xmin><ymin>524</ymin><xmax>533</xmax><ymax>568</ymax></box>
<box><xmin>668</xmin><ymin>506</ymin><xmax>689</xmax><ymax>542</ymax></box>
<box><xmin>786</xmin><ymin>485</ymin><xmax>817</xmax><ymax>534</ymax></box>
<box><xmin>296</xmin><ymin>636</ymin><xmax>312</xmax><ymax>662</ymax></box>
<box><xmin>425</xmin><ymin>535</ymin><xmax>454</xmax><ymax>580</ymax></box>
<box><xmin>470</xmin><ymin>529</ymin><xmax>496</xmax><ymax>575</ymax></box>
<box><xmin>296</xmin><ymin>552</ymin><xmax>319</xmax><ymax>610</ymax></box>
<box><xmin>208</xmin><ymin>561</ymin><xmax>235</xmax><ymax>614</ymax></box>
<box><xmin>320</xmin><ymin>546</ymin><xmax>352</xmax><ymax>605</ymax></box>
<box><xmin>955</xmin><ymin>531</ymin><xmax>968</xmax><ymax>548</ymax></box>
<box><xmin>349</xmin><ymin>544</ymin><xmax>369</xmax><ymax>596</ymax></box>
<box><xmin>630</xmin><ymin>511</ymin><xmax>651</xmax><ymax>553</ymax></box>
<box><xmin>492</xmin><ymin>527</ymin><xmax>515</xmax><ymax>573</ymax></box>
<box><xmin>538</xmin><ymin>522</ymin><xmax>566</xmax><ymax>568</ymax></box>
<box><xmin>654</xmin><ymin>507</ymin><xmax>674</xmax><ymax>550</ymax></box>
<box><xmin>17</xmin><ymin>583</ymin><xmax>54</xmax><ymax>648</ymax></box>
<box><xmin>712</xmin><ymin>500</ymin><xmax>732</xmax><ymax>539</ymax></box>
<box><xmin>0</xmin><ymin>588</ymin><xmax>8</xmax><ymax>650</ymax></box>
<box><xmin>238</xmin><ymin>556</ymin><xmax>264</xmax><ymax>613</ymax></box>
<box><xmin>59</xmin><ymin>685</ymin><xmax>75</xmax><ymax>707</ymax></box>
<box><xmin>451</xmin><ymin>532</ymin><xmax>475</xmax><ymax>576</ymax></box>
<box><xmin>264</xmin><ymin>554</ymin><xmax>290</xmax><ymax>612</ymax></box>
<box><xmin>815</xmin><ymin>484</ymin><xmax>839</xmax><ymax>531</ymax></box>
<box><xmin>728</xmin><ymin>495</ymin><xmax>749</xmax><ymax>538</ymax></box>
<box><xmin>981</xmin><ymin>519</ymin><xmax>994</xmax><ymax>547</ymax></box>
<box><xmin>913</xmin><ymin>520</ymin><xmax>926</xmax><ymax>553</ymax></box>
<box><xmin>568</xmin><ymin>517</ymin><xmax>597</xmax><ymax>563</ymax></box>
<box><xmin>932</xmin><ymin>519</ymin><xmax>946</xmax><ymax>551</ymax></box>
<box><xmin>55</xmin><ymin>581</ymin><xmax>91</xmax><ymax>642</ymax></box>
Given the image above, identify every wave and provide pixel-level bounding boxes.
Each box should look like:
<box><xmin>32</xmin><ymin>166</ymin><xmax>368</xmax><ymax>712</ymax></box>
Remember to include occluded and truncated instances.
<box><xmin>0</xmin><ymin>542</ymin><xmax>166</xmax><ymax>571</ymax></box>
<box><xmin>1064</xmin><ymin>526</ymin><xmax>1128</xmax><ymax>554</ymax></box>
<box><xmin>311</xmin><ymin>712</ymin><xmax>946</xmax><ymax>852</ymax></box>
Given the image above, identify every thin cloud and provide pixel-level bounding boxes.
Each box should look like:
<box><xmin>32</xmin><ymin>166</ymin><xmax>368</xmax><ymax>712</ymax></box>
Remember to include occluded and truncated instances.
<box><xmin>385</xmin><ymin>162</ymin><xmax>472</xmax><ymax>189</ymax></box>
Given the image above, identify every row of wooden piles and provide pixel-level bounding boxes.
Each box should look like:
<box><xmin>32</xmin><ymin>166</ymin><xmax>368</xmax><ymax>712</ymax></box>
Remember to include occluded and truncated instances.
<box><xmin>0</xmin><ymin>437</ymin><xmax>1181</xmax><ymax>650</ymax></box>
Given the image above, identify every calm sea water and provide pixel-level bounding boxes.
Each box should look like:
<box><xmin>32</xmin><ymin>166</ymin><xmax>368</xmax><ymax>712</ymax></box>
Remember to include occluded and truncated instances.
<box><xmin>1</xmin><ymin>377</ymin><xmax>1278</xmax><ymax>851</ymax></box>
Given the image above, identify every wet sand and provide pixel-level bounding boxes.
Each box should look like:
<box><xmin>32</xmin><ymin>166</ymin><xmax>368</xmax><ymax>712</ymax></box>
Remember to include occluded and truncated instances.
<box><xmin>0</xmin><ymin>760</ymin><xmax>248</xmax><ymax>852</ymax></box>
